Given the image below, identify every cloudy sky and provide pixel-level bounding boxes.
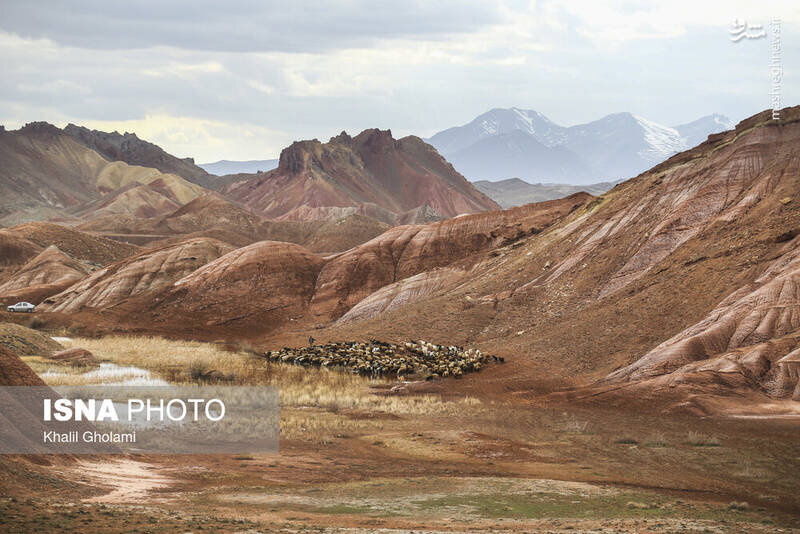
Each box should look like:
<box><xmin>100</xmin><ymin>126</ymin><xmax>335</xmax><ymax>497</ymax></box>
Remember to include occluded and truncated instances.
<box><xmin>1</xmin><ymin>0</ymin><xmax>797</xmax><ymax>162</ymax></box>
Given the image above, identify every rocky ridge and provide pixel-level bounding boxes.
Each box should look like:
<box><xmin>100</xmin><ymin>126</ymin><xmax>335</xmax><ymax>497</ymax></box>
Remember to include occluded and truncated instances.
<box><xmin>224</xmin><ymin>128</ymin><xmax>499</xmax><ymax>223</ymax></box>
<box><xmin>0</xmin><ymin>123</ymin><xmax>211</xmax><ymax>224</ymax></box>
<box><xmin>63</xmin><ymin>123</ymin><xmax>213</xmax><ymax>188</ymax></box>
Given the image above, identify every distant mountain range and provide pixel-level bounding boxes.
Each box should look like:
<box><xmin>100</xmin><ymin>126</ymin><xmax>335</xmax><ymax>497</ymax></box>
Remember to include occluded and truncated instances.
<box><xmin>199</xmin><ymin>159</ymin><xmax>279</xmax><ymax>175</ymax></box>
<box><xmin>425</xmin><ymin>108</ymin><xmax>734</xmax><ymax>184</ymax></box>
<box><xmin>473</xmin><ymin>178</ymin><xmax>622</xmax><ymax>209</ymax></box>
<box><xmin>0</xmin><ymin>110</ymin><xmax>736</xmax><ymax>231</ymax></box>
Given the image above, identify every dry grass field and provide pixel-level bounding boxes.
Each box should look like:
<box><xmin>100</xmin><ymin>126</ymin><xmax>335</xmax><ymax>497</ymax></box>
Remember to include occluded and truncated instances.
<box><xmin>4</xmin><ymin>334</ymin><xmax>800</xmax><ymax>532</ymax></box>
<box><xmin>29</xmin><ymin>336</ymin><xmax>484</xmax><ymax>441</ymax></box>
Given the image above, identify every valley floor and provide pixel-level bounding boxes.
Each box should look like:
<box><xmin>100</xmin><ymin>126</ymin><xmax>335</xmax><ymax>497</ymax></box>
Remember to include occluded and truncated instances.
<box><xmin>2</xmin><ymin>336</ymin><xmax>799</xmax><ymax>533</ymax></box>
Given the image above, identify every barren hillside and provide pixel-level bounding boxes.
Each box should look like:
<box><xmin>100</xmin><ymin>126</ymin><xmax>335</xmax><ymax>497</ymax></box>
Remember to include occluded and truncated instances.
<box><xmin>77</xmin><ymin>193</ymin><xmax>390</xmax><ymax>252</ymax></box>
<box><xmin>319</xmin><ymin>107</ymin><xmax>800</xmax><ymax>412</ymax></box>
<box><xmin>63</xmin><ymin>123</ymin><xmax>213</xmax><ymax>187</ymax></box>
<box><xmin>11</xmin><ymin>107</ymin><xmax>800</xmax><ymax>414</ymax></box>
<box><xmin>0</xmin><ymin>123</ymin><xmax>210</xmax><ymax>224</ymax></box>
<box><xmin>224</xmin><ymin>129</ymin><xmax>499</xmax><ymax>223</ymax></box>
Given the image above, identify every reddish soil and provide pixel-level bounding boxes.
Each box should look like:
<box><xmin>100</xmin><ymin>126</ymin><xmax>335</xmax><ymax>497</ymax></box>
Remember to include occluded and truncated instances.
<box><xmin>0</xmin><ymin>346</ymin><xmax>45</xmax><ymax>386</ymax></box>
<box><xmin>78</xmin><ymin>193</ymin><xmax>391</xmax><ymax>253</ymax></box>
<box><xmin>0</xmin><ymin>245</ymin><xmax>90</xmax><ymax>305</ymax></box>
<box><xmin>225</xmin><ymin>128</ymin><xmax>499</xmax><ymax>223</ymax></box>
<box><xmin>1</xmin><ymin>396</ymin><xmax>798</xmax><ymax>532</ymax></box>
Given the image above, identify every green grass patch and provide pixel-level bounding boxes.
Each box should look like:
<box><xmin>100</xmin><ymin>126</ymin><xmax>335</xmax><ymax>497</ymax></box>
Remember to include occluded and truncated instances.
<box><xmin>412</xmin><ymin>492</ymin><xmax>675</xmax><ymax>520</ymax></box>
<box><xmin>310</xmin><ymin>503</ymin><xmax>403</xmax><ymax>518</ymax></box>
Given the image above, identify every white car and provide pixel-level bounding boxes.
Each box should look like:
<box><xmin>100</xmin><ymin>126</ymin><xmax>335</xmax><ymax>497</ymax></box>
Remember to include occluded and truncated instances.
<box><xmin>7</xmin><ymin>302</ymin><xmax>35</xmax><ymax>313</ymax></box>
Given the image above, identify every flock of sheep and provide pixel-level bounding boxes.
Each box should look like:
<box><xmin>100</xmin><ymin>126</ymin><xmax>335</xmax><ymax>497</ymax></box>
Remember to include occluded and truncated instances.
<box><xmin>264</xmin><ymin>339</ymin><xmax>502</xmax><ymax>379</ymax></box>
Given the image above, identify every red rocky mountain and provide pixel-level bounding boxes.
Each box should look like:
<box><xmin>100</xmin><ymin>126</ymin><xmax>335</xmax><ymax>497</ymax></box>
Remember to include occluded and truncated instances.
<box><xmin>224</xmin><ymin>129</ymin><xmax>499</xmax><ymax>224</ymax></box>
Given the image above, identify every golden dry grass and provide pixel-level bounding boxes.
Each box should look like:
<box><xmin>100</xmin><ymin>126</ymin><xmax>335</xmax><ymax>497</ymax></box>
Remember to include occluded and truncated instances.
<box><xmin>40</xmin><ymin>336</ymin><xmax>482</xmax><ymax>441</ymax></box>
<box><xmin>22</xmin><ymin>355</ymin><xmax>93</xmax><ymax>377</ymax></box>
<box><xmin>59</xmin><ymin>335</ymin><xmax>261</xmax><ymax>383</ymax></box>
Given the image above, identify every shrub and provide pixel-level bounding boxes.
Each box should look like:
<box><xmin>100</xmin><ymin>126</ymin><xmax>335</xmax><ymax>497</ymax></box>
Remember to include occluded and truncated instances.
<box><xmin>686</xmin><ymin>431</ymin><xmax>721</xmax><ymax>447</ymax></box>
<box><xmin>188</xmin><ymin>361</ymin><xmax>209</xmax><ymax>381</ymax></box>
<box><xmin>67</xmin><ymin>323</ymin><xmax>86</xmax><ymax>336</ymax></box>
<box><xmin>28</xmin><ymin>316</ymin><xmax>45</xmax><ymax>330</ymax></box>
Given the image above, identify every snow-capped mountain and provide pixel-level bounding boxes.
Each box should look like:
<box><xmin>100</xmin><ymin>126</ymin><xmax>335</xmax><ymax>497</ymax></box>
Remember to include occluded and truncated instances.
<box><xmin>427</xmin><ymin>108</ymin><xmax>568</xmax><ymax>154</ymax></box>
<box><xmin>445</xmin><ymin>129</ymin><xmax>593</xmax><ymax>184</ymax></box>
<box><xmin>674</xmin><ymin>114</ymin><xmax>735</xmax><ymax>149</ymax></box>
<box><xmin>562</xmin><ymin>112</ymin><xmax>689</xmax><ymax>182</ymax></box>
<box><xmin>426</xmin><ymin>109</ymin><xmax>733</xmax><ymax>185</ymax></box>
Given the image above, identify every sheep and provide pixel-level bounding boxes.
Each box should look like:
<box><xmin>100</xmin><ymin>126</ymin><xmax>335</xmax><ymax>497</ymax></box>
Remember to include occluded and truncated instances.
<box><xmin>263</xmin><ymin>340</ymin><xmax>499</xmax><ymax>378</ymax></box>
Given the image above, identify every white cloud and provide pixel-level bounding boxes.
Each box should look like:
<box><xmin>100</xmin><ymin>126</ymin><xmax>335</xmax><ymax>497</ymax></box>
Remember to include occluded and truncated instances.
<box><xmin>71</xmin><ymin>115</ymin><xmax>291</xmax><ymax>163</ymax></box>
<box><xmin>247</xmin><ymin>81</ymin><xmax>276</xmax><ymax>95</ymax></box>
<box><xmin>17</xmin><ymin>79</ymin><xmax>92</xmax><ymax>96</ymax></box>
<box><xmin>0</xmin><ymin>2</ymin><xmax>796</xmax><ymax>161</ymax></box>
<box><xmin>0</xmin><ymin>0</ymin><xmax>502</xmax><ymax>53</ymax></box>
<box><xmin>550</xmin><ymin>0</ymin><xmax>800</xmax><ymax>44</ymax></box>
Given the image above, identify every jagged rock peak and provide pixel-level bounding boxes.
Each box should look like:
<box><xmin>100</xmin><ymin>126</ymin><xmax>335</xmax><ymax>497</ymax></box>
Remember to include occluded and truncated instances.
<box><xmin>19</xmin><ymin>121</ymin><xmax>62</xmax><ymax>136</ymax></box>
<box><xmin>330</xmin><ymin>131</ymin><xmax>352</xmax><ymax>144</ymax></box>
<box><xmin>63</xmin><ymin>123</ymin><xmax>142</xmax><ymax>141</ymax></box>
<box><xmin>355</xmin><ymin>128</ymin><xmax>396</xmax><ymax>151</ymax></box>
<box><xmin>277</xmin><ymin>139</ymin><xmax>323</xmax><ymax>173</ymax></box>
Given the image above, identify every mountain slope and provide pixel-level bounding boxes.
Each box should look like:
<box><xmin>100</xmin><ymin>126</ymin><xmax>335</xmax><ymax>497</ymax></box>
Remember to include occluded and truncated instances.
<box><xmin>0</xmin><ymin>245</ymin><xmax>91</xmax><ymax>304</ymax></box>
<box><xmin>0</xmin><ymin>231</ymin><xmax>43</xmax><ymax>283</ymax></box>
<box><xmin>0</xmin><ymin>222</ymin><xmax>139</xmax><ymax>301</ymax></box>
<box><xmin>42</xmin><ymin>238</ymin><xmax>234</xmax><ymax>313</ymax></box>
<box><xmin>224</xmin><ymin>129</ymin><xmax>499</xmax><ymax>223</ymax></box>
<box><xmin>63</xmin><ymin>124</ymin><xmax>213</xmax><ymax>187</ymax></box>
<box><xmin>563</xmin><ymin>112</ymin><xmax>687</xmax><ymax>180</ymax></box>
<box><xmin>38</xmin><ymin>193</ymin><xmax>586</xmax><ymax>336</ymax></box>
<box><xmin>159</xmin><ymin>241</ymin><xmax>326</xmax><ymax>334</ymax></box>
<box><xmin>446</xmin><ymin>130</ymin><xmax>592</xmax><ymax>183</ymax></box>
<box><xmin>0</xmin><ymin>346</ymin><xmax>46</xmax><ymax>386</ymax></box>
<box><xmin>311</xmin><ymin>193</ymin><xmax>591</xmax><ymax>318</ymax></box>
<box><xmin>3</xmin><ymin>222</ymin><xmax>139</xmax><ymax>265</ymax></box>
<box><xmin>68</xmin><ymin>161</ymin><xmax>207</xmax><ymax>219</ymax></box>
<box><xmin>474</xmin><ymin>178</ymin><xmax>620</xmax><ymax>208</ymax></box>
<box><xmin>673</xmin><ymin>114</ymin><xmax>736</xmax><ymax>148</ymax></box>
<box><xmin>0</xmin><ymin>122</ymin><xmax>108</xmax><ymax>224</ymax></box>
<box><xmin>77</xmin><ymin>193</ymin><xmax>390</xmax><ymax>252</ymax></box>
<box><xmin>0</xmin><ymin>123</ymin><xmax>210</xmax><ymax>223</ymax></box>
<box><xmin>427</xmin><ymin>108</ymin><xmax>733</xmax><ymax>184</ymax></box>
<box><xmin>323</xmin><ymin>106</ymin><xmax>800</xmax><ymax>413</ymax></box>
<box><xmin>427</xmin><ymin>107</ymin><xmax>567</xmax><ymax>154</ymax></box>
